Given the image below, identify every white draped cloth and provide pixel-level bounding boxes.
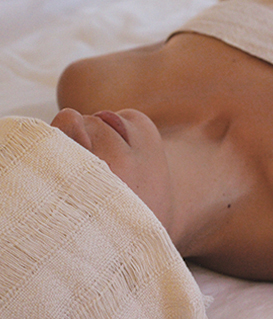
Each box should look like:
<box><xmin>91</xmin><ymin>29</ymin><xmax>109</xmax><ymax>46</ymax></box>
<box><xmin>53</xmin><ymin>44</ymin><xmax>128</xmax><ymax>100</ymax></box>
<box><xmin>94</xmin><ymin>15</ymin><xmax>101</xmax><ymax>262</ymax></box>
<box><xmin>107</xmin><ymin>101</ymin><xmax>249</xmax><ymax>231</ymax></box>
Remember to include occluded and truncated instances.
<box><xmin>0</xmin><ymin>117</ymin><xmax>208</xmax><ymax>318</ymax></box>
<box><xmin>176</xmin><ymin>0</ymin><xmax>273</xmax><ymax>66</ymax></box>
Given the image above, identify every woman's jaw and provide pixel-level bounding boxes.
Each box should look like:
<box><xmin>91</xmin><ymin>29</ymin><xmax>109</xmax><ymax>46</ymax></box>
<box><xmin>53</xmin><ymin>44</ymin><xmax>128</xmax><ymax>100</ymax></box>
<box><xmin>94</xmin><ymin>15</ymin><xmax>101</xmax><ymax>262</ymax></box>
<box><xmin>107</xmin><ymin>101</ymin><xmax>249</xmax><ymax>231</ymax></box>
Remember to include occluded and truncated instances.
<box><xmin>51</xmin><ymin>108</ymin><xmax>180</xmax><ymax>244</ymax></box>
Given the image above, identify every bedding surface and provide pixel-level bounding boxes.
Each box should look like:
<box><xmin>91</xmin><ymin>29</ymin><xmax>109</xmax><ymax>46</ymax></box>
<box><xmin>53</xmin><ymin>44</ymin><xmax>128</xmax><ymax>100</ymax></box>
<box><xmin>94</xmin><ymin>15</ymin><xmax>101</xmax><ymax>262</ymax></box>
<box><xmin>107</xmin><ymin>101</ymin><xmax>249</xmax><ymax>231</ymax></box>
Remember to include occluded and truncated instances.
<box><xmin>1</xmin><ymin>0</ymin><xmax>273</xmax><ymax>318</ymax></box>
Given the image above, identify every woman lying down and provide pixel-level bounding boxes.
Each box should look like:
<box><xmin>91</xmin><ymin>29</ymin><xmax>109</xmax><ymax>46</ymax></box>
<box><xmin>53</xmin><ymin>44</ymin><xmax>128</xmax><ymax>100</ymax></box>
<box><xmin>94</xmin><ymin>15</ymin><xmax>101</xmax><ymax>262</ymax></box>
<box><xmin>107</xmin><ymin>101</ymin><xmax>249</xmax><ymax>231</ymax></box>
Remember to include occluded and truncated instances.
<box><xmin>55</xmin><ymin>0</ymin><xmax>273</xmax><ymax>281</ymax></box>
<box><xmin>1</xmin><ymin>0</ymin><xmax>273</xmax><ymax>317</ymax></box>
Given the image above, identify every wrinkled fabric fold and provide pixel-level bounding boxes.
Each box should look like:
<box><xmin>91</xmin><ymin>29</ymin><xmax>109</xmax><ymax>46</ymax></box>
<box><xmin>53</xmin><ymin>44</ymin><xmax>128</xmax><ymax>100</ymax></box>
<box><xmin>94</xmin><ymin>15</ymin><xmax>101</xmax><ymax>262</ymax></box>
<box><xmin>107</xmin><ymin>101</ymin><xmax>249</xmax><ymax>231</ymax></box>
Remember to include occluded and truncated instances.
<box><xmin>0</xmin><ymin>117</ymin><xmax>208</xmax><ymax>318</ymax></box>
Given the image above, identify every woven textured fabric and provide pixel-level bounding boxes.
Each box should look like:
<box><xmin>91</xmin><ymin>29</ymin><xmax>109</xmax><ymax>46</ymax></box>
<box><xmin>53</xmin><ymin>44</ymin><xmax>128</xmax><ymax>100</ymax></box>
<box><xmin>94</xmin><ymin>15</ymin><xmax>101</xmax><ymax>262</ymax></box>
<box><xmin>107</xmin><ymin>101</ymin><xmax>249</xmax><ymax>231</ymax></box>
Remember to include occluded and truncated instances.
<box><xmin>0</xmin><ymin>117</ymin><xmax>208</xmax><ymax>318</ymax></box>
<box><xmin>175</xmin><ymin>0</ymin><xmax>273</xmax><ymax>65</ymax></box>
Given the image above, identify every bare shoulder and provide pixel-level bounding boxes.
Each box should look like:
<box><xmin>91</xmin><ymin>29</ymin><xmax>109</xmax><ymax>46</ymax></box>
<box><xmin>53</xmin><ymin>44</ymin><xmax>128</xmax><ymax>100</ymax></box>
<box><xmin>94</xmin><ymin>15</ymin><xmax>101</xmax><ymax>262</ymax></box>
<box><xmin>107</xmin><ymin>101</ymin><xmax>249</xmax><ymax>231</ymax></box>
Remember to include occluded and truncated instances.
<box><xmin>57</xmin><ymin>41</ymin><xmax>166</xmax><ymax>120</ymax></box>
<box><xmin>57</xmin><ymin>34</ymin><xmax>237</xmax><ymax>127</ymax></box>
<box><xmin>57</xmin><ymin>32</ymin><xmax>273</xmax><ymax>130</ymax></box>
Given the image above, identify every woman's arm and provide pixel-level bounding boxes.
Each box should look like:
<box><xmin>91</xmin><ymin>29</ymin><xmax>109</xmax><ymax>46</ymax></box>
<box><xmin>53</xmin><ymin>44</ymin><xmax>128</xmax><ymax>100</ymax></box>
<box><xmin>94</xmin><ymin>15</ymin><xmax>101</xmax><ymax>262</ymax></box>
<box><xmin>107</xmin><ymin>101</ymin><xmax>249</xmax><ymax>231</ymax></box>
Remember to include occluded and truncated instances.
<box><xmin>58</xmin><ymin>34</ymin><xmax>234</xmax><ymax>127</ymax></box>
<box><xmin>57</xmin><ymin>32</ymin><xmax>270</xmax><ymax>129</ymax></box>
<box><xmin>57</xmin><ymin>41</ymin><xmax>170</xmax><ymax>124</ymax></box>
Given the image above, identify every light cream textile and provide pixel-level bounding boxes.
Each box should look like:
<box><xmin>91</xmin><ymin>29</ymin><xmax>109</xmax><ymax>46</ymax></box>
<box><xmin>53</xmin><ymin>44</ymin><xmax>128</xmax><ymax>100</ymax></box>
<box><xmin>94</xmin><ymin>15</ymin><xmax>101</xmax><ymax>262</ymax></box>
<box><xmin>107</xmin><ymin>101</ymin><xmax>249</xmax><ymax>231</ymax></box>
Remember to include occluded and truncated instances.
<box><xmin>175</xmin><ymin>0</ymin><xmax>273</xmax><ymax>65</ymax></box>
<box><xmin>0</xmin><ymin>117</ymin><xmax>208</xmax><ymax>318</ymax></box>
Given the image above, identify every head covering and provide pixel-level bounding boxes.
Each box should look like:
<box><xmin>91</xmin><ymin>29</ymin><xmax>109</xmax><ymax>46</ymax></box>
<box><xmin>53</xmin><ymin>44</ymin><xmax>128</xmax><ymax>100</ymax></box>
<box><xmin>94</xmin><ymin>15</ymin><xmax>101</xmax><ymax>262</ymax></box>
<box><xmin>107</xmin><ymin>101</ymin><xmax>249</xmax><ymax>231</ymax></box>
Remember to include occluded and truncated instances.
<box><xmin>171</xmin><ymin>0</ymin><xmax>273</xmax><ymax>65</ymax></box>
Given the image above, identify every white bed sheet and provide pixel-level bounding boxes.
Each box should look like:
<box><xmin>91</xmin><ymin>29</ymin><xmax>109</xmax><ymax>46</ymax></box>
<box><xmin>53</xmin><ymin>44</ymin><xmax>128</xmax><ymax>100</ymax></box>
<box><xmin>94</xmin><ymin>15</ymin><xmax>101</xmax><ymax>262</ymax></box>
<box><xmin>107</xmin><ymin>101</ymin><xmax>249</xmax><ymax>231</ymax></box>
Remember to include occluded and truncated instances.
<box><xmin>1</xmin><ymin>0</ymin><xmax>273</xmax><ymax>318</ymax></box>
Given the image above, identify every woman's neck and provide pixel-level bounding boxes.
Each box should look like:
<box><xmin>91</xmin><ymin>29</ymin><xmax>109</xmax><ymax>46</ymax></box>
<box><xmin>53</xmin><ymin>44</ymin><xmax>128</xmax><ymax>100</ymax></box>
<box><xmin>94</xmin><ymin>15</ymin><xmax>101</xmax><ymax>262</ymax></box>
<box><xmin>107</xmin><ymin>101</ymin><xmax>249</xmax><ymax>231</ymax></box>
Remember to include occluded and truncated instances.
<box><xmin>160</xmin><ymin>116</ymin><xmax>255</xmax><ymax>258</ymax></box>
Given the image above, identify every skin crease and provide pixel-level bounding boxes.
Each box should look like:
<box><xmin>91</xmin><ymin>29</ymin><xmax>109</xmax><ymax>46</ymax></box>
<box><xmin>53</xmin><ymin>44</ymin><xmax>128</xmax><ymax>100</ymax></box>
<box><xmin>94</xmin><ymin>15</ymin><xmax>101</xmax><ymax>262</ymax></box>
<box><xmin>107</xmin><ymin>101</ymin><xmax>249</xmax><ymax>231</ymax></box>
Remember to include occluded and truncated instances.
<box><xmin>53</xmin><ymin>33</ymin><xmax>273</xmax><ymax>281</ymax></box>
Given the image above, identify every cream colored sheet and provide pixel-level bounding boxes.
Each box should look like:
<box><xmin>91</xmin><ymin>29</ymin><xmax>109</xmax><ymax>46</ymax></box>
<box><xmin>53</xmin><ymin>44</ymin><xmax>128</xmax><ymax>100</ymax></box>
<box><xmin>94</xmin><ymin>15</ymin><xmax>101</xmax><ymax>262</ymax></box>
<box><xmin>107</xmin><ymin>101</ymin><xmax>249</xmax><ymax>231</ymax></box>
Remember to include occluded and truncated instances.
<box><xmin>0</xmin><ymin>116</ymin><xmax>208</xmax><ymax>318</ymax></box>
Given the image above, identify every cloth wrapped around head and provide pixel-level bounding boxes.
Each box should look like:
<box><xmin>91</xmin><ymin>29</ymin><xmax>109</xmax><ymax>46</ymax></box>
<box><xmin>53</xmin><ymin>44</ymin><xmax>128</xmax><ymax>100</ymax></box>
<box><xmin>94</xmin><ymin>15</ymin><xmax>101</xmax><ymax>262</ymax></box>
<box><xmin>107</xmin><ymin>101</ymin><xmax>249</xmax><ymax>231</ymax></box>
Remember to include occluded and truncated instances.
<box><xmin>172</xmin><ymin>0</ymin><xmax>273</xmax><ymax>66</ymax></box>
<box><xmin>0</xmin><ymin>117</ymin><xmax>208</xmax><ymax>318</ymax></box>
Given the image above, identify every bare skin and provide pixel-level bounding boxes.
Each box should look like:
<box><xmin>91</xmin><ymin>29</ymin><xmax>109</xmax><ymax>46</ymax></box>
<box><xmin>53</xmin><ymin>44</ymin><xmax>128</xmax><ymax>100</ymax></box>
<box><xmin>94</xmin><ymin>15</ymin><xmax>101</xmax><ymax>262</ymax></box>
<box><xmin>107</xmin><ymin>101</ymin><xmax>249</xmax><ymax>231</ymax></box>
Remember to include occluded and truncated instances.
<box><xmin>56</xmin><ymin>32</ymin><xmax>273</xmax><ymax>281</ymax></box>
